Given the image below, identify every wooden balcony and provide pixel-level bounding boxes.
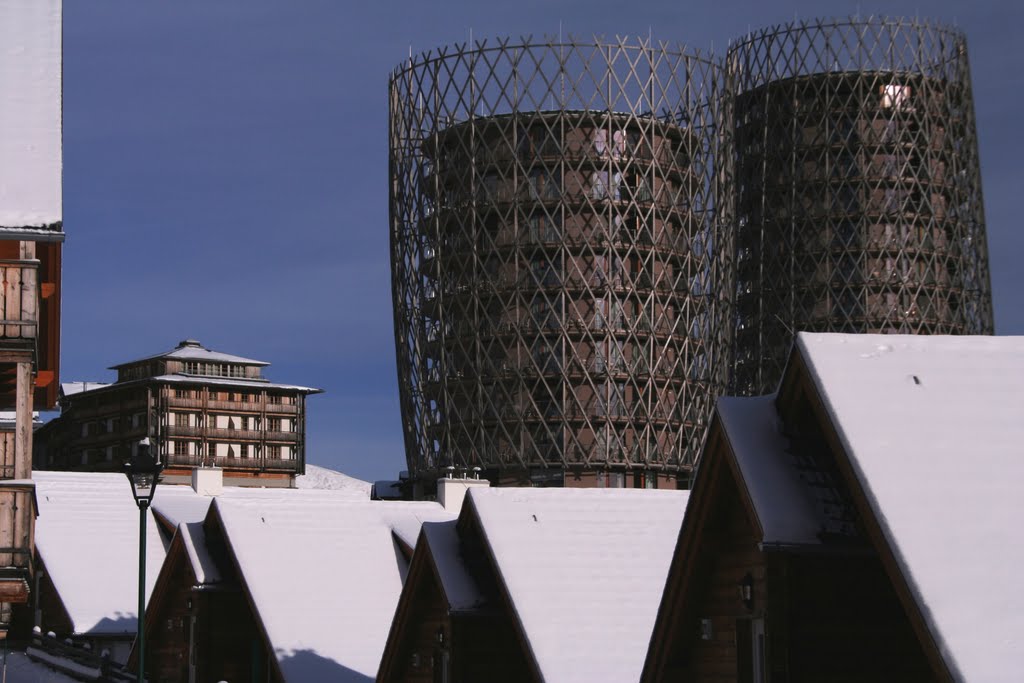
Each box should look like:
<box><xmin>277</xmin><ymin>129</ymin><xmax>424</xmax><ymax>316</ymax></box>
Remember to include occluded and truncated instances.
<box><xmin>164</xmin><ymin>453</ymin><xmax>300</xmax><ymax>473</ymax></box>
<box><xmin>0</xmin><ymin>260</ymin><xmax>38</xmax><ymax>343</ymax></box>
<box><xmin>164</xmin><ymin>396</ymin><xmax>299</xmax><ymax>414</ymax></box>
<box><xmin>164</xmin><ymin>425</ymin><xmax>300</xmax><ymax>443</ymax></box>
<box><xmin>0</xmin><ymin>480</ymin><xmax>36</xmax><ymax>603</ymax></box>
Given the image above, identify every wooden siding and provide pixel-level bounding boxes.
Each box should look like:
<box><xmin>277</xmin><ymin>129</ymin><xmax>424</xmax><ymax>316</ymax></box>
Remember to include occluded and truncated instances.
<box><xmin>0</xmin><ymin>259</ymin><xmax>37</xmax><ymax>341</ymax></box>
<box><xmin>682</xmin><ymin>474</ymin><xmax>766</xmax><ymax>682</ymax></box>
<box><xmin>385</xmin><ymin>560</ymin><xmax>449</xmax><ymax>683</ymax></box>
<box><xmin>781</xmin><ymin>553</ymin><xmax>935</xmax><ymax>682</ymax></box>
<box><xmin>143</xmin><ymin>525</ymin><xmax>276</xmax><ymax>683</ymax></box>
<box><xmin>0</xmin><ymin>480</ymin><xmax>35</xmax><ymax>587</ymax></box>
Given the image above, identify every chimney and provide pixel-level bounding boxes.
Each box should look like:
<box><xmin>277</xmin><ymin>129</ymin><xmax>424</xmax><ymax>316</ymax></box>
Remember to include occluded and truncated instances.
<box><xmin>437</xmin><ymin>467</ymin><xmax>489</xmax><ymax>513</ymax></box>
<box><xmin>191</xmin><ymin>466</ymin><xmax>223</xmax><ymax>496</ymax></box>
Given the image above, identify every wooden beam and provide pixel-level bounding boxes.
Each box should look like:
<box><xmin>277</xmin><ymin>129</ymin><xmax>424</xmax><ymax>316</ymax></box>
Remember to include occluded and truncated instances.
<box><xmin>15</xmin><ymin>361</ymin><xmax>32</xmax><ymax>480</ymax></box>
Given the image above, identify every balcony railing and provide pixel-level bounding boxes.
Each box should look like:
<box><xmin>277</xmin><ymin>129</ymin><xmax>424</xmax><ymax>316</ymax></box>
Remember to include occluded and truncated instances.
<box><xmin>164</xmin><ymin>425</ymin><xmax>300</xmax><ymax>442</ymax></box>
<box><xmin>0</xmin><ymin>480</ymin><xmax>36</xmax><ymax>598</ymax></box>
<box><xmin>0</xmin><ymin>260</ymin><xmax>38</xmax><ymax>342</ymax></box>
<box><xmin>164</xmin><ymin>453</ymin><xmax>300</xmax><ymax>472</ymax></box>
<box><xmin>164</xmin><ymin>396</ymin><xmax>299</xmax><ymax>414</ymax></box>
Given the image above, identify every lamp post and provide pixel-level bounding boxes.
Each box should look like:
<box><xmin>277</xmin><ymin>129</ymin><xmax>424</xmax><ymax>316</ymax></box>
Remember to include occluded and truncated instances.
<box><xmin>124</xmin><ymin>438</ymin><xmax>163</xmax><ymax>683</ymax></box>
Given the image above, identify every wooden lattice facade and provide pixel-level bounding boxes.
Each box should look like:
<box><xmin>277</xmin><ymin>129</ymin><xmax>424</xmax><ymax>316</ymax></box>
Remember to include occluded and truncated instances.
<box><xmin>389</xmin><ymin>39</ymin><xmax>731</xmax><ymax>486</ymax></box>
<box><xmin>728</xmin><ymin>18</ymin><xmax>993</xmax><ymax>395</ymax></box>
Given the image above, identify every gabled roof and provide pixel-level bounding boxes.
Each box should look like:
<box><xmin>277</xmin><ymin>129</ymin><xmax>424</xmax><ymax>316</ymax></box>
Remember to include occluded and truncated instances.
<box><xmin>109</xmin><ymin>339</ymin><xmax>269</xmax><ymax>369</ymax></box>
<box><xmin>34</xmin><ymin>472</ymin><xmax>167</xmax><ymax>636</ymax></box>
<box><xmin>796</xmin><ymin>332</ymin><xmax>1024</xmax><ymax>682</ymax></box>
<box><xmin>147</xmin><ymin>466</ymin><xmax>371</xmax><ymax>529</ymax></box>
<box><xmin>211</xmin><ymin>493</ymin><xmax>453</xmax><ymax>681</ymax></box>
<box><xmin>467</xmin><ymin>487</ymin><xmax>689</xmax><ymax>683</ymax></box>
<box><xmin>718</xmin><ymin>395</ymin><xmax>822</xmax><ymax>546</ymax></box>
<box><xmin>36</xmin><ymin>464</ymin><xmax>370</xmax><ymax>637</ymax></box>
<box><xmin>0</xmin><ymin>0</ymin><xmax>62</xmax><ymax>231</ymax></box>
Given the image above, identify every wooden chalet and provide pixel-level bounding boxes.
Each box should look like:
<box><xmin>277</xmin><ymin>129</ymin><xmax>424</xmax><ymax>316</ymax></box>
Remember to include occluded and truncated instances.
<box><xmin>378</xmin><ymin>486</ymin><xmax>689</xmax><ymax>683</ymax></box>
<box><xmin>642</xmin><ymin>333</ymin><xmax>1024</xmax><ymax>683</ymax></box>
<box><xmin>32</xmin><ymin>472</ymin><xmax>169</xmax><ymax>664</ymax></box>
<box><xmin>137</xmin><ymin>519</ymin><xmax>271</xmax><ymax>682</ymax></box>
<box><xmin>34</xmin><ymin>340</ymin><xmax>322</xmax><ymax>487</ymax></box>
<box><xmin>0</xmin><ymin>0</ymin><xmax>64</xmax><ymax>635</ymax></box>
<box><xmin>131</xmin><ymin>478</ymin><xmax>453</xmax><ymax>682</ymax></box>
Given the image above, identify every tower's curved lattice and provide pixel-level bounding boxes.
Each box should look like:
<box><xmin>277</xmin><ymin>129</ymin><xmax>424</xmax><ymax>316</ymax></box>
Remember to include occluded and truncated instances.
<box><xmin>728</xmin><ymin>18</ymin><xmax>994</xmax><ymax>395</ymax></box>
<box><xmin>389</xmin><ymin>39</ymin><xmax>730</xmax><ymax>485</ymax></box>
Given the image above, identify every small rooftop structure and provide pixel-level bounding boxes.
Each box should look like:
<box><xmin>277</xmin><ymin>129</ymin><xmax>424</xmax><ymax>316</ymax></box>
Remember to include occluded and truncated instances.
<box><xmin>109</xmin><ymin>339</ymin><xmax>270</xmax><ymax>371</ymax></box>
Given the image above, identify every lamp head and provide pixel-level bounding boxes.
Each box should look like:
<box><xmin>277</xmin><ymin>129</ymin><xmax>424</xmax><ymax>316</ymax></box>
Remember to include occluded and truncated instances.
<box><xmin>124</xmin><ymin>438</ymin><xmax>163</xmax><ymax>507</ymax></box>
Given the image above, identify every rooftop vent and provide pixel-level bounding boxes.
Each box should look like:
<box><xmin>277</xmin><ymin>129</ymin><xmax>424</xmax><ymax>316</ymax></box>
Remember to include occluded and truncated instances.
<box><xmin>177</xmin><ymin>339</ymin><xmax>202</xmax><ymax>348</ymax></box>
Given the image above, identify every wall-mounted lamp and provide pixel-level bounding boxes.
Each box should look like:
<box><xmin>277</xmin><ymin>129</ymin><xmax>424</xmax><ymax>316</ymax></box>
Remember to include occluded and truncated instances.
<box><xmin>700</xmin><ymin>618</ymin><xmax>713</xmax><ymax>640</ymax></box>
<box><xmin>436</xmin><ymin>627</ymin><xmax>446</xmax><ymax>646</ymax></box>
<box><xmin>739</xmin><ymin>573</ymin><xmax>754</xmax><ymax>610</ymax></box>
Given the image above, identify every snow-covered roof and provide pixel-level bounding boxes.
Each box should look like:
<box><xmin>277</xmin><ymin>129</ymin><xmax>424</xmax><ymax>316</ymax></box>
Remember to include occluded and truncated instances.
<box><xmin>110</xmin><ymin>340</ymin><xmax>269</xmax><ymax>369</ymax></box>
<box><xmin>60</xmin><ymin>382</ymin><xmax>112</xmax><ymax>398</ymax></box>
<box><xmin>3</xmin><ymin>651</ymin><xmax>81</xmax><ymax>682</ymax></box>
<box><xmin>149</xmin><ymin>486</ymin><xmax>215</xmax><ymax>527</ymax></box>
<box><xmin>144</xmin><ymin>374</ymin><xmax>320</xmax><ymax>393</ymax></box>
<box><xmin>63</xmin><ymin>374</ymin><xmax>321</xmax><ymax>398</ymax></box>
<box><xmin>718</xmin><ymin>396</ymin><xmax>822</xmax><ymax>546</ymax></box>
<box><xmin>148</xmin><ymin>466</ymin><xmax>370</xmax><ymax>528</ymax></box>
<box><xmin>467</xmin><ymin>487</ymin><xmax>689</xmax><ymax>682</ymax></box>
<box><xmin>0</xmin><ymin>0</ymin><xmax>62</xmax><ymax>230</ymax></box>
<box><xmin>420</xmin><ymin>520</ymin><xmax>484</xmax><ymax>611</ymax></box>
<box><xmin>211</xmin><ymin>494</ymin><xmax>453</xmax><ymax>682</ymax></box>
<box><xmin>379</xmin><ymin>503</ymin><xmax>456</xmax><ymax>552</ymax></box>
<box><xmin>34</xmin><ymin>472</ymin><xmax>166</xmax><ymax>635</ymax></box>
<box><xmin>796</xmin><ymin>332</ymin><xmax>1024</xmax><ymax>682</ymax></box>
<box><xmin>294</xmin><ymin>464</ymin><xmax>370</xmax><ymax>496</ymax></box>
<box><xmin>0</xmin><ymin>411</ymin><xmax>40</xmax><ymax>427</ymax></box>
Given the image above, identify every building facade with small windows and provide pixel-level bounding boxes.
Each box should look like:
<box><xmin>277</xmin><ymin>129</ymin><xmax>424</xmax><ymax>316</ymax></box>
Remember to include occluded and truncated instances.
<box><xmin>34</xmin><ymin>340</ymin><xmax>321</xmax><ymax>487</ymax></box>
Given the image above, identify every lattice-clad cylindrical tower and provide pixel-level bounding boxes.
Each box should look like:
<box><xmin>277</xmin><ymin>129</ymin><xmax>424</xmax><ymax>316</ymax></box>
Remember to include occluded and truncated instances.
<box><xmin>390</xmin><ymin>38</ymin><xmax>730</xmax><ymax>487</ymax></box>
<box><xmin>728</xmin><ymin>18</ymin><xmax>994</xmax><ymax>395</ymax></box>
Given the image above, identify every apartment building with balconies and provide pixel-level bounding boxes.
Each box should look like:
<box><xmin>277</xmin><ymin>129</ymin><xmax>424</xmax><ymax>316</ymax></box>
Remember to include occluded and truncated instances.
<box><xmin>34</xmin><ymin>340</ymin><xmax>321</xmax><ymax>487</ymax></box>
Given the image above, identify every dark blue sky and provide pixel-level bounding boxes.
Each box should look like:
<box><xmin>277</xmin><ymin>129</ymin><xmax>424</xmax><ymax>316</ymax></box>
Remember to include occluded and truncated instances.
<box><xmin>63</xmin><ymin>1</ymin><xmax>1024</xmax><ymax>482</ymax></box>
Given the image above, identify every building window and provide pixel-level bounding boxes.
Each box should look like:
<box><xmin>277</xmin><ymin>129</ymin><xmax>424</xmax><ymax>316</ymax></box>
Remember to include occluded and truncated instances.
<box><xmin>175</xmin><ymin>388</ymin><xmax>189</xmax><ymax>399</ymax></box>
<box><xmin>268</xmin><ymin>395</ymin><xmax>283</xmax><ymax>405</ymax></box>
<box><xmin>267</xmin><ymin>445</ymin><xmax>281</xmax><ymax>459</ymax></box>
<box><xmin>173</xmin><ymin>441</ymin><xmax>188</xmax><ymax>456</ymax></box>
<box><xmin>240</xmin><ymin>444</ymin><xmax>249</xmax><ymax>458</ymax></box>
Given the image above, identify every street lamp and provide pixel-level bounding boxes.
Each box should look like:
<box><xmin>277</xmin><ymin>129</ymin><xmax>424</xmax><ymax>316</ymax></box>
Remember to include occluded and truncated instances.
<box><xmin>124</xmin><ymin>438</ymin><xmax>163</xmax><ymax>682</ymax></box>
